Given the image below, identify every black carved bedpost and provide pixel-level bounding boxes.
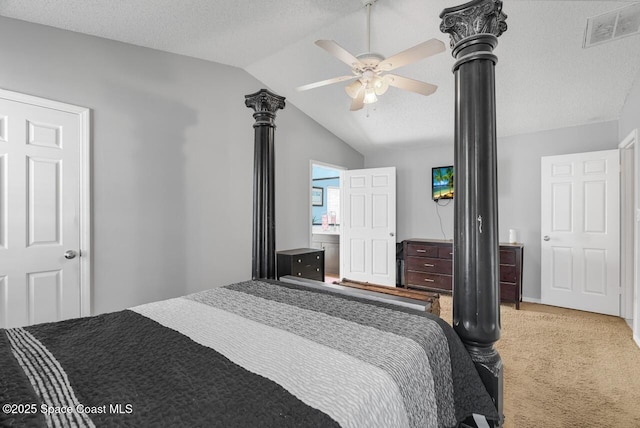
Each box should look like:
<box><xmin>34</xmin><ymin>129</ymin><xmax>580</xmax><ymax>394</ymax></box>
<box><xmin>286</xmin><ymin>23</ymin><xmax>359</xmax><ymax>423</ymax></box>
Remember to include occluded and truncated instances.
<box><xmin>440</xmin><ymin>0</ymin><xmax>507</xmax><ymax>425</ymax></box>
<box><xmin>245</xmin><ymin>89</ymin><xmax>286</xmax><ymax>280</ymax></box>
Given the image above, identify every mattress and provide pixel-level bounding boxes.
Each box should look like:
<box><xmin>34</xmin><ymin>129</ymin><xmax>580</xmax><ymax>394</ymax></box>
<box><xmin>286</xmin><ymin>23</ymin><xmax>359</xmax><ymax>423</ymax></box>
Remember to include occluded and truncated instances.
<box><xmin>0</xmin><ymin>279</ymin><xmax>498</xmax><ymax>427</ymax></box>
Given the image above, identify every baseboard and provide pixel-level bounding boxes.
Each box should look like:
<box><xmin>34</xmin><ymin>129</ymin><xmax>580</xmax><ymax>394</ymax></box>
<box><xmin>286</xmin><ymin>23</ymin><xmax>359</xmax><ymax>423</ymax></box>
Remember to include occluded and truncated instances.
<box><xmin>634</xmin><ymin>333</ymin><xmax>640</xmax><ymax>349</ymax></box>
<box><xmin>523</xmin><ymin>300</ymin><xmax>637</xmax><ymax>330</ymax></box>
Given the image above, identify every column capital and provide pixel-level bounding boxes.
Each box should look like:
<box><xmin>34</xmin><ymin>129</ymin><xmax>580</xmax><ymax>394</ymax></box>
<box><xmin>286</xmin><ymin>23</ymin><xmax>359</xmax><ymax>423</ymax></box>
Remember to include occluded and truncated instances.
<box><xmin>245</xmin><ymin>89</ymin><xmax>286</xmax><ymax>126</ymax></box>
<box><xmin>440</xmin><ymin>0</ymin><xmax>507</xmax><ymax>49</ymax></box>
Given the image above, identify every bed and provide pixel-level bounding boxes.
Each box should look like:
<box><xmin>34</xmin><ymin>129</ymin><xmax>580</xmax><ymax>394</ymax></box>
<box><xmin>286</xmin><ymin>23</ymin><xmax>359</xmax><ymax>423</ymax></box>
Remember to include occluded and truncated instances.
<box><xmin>1</xmin><ymin>1</ymin><xmax>507</xmax><ymax>427</ymax></box>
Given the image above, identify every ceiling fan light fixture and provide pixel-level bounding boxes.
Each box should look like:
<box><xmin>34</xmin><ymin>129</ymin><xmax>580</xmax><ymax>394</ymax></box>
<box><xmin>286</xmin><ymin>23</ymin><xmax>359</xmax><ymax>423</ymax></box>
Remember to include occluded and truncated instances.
<box><xmin>363</xmin><ymin>86</ymin><xmax>378</xmax><ymax>104</ymax></box>
<box><xmin>373</xmin><ymin>76</ymin><xmax>389</xmax><ymax>95</ymax></box>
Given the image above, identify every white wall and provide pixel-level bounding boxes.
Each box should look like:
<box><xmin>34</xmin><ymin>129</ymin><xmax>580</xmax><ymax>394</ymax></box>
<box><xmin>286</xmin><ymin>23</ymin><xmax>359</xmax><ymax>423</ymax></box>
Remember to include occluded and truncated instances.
<box><xmin>366</xmin><ymin>121</ymin><xmax>619</xmax><ymax>300</ymax></box>
<box><xmin>0</xmin><ymin>17</ymin><xmax>363</xmax><ymax>315</ymax></box>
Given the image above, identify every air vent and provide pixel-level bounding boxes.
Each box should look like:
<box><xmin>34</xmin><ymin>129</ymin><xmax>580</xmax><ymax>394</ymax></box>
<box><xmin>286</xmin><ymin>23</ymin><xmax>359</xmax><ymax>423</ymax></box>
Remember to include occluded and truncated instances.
<box><xmin>584</xmin><ymin>2</ymin><xmax>640</xmax><ymax>48</ymax></box>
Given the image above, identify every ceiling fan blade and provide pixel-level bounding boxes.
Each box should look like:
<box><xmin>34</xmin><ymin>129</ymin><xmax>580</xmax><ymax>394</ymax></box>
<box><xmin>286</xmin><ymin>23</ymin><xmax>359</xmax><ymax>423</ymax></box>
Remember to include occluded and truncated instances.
<box><xmin>315</xmin><ymin>40</ymin><xmax>364</xmax><ymax>69</ymax></box>
<box><xmin>378</xmin><ymin>39</ymin><xmax>446</xmax><ymax>71</ymax></box>
<box><xmin>385</xmin><ymin>74</ymin><xmax>438</xmax><ymax>96</ymax></box>
<box><xmin>296</xmin><ymin>75</ymin><xmax>356</xmax><ymax>91</ymax></box>
<box><xmin>350</xmin><ymin>87</ymin><xmax>365</xmax><ymax>111</ymax></box>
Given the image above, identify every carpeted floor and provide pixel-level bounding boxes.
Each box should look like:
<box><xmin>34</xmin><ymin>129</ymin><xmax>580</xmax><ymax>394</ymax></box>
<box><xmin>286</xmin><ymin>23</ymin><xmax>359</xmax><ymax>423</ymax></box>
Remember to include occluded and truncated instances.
<box><xmin>438</xmin><ymin>295</ymin><xmax>640</xmax><ymax>428</ymax></box>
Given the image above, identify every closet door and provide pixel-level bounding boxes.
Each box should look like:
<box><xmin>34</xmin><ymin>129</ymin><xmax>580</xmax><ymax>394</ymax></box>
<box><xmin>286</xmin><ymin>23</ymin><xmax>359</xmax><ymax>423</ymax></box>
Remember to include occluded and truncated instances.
<box><xmin>0</xmin><ymin>90</ymin><xmax>90</xmax><ymax>328</ymax></box>
<box><xmin>541</xmin><ymin>150</ymin><xmax>619</xmax><ymax>316</ymax></box>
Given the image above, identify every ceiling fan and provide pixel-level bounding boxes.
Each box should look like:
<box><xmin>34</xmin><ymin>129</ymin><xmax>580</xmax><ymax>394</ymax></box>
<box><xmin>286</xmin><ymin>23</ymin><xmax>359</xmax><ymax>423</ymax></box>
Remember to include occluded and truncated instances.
<box><xmin>296</xmin><ymin>0</ymin><xmax>445</xmax><ymax>111</ymax></box>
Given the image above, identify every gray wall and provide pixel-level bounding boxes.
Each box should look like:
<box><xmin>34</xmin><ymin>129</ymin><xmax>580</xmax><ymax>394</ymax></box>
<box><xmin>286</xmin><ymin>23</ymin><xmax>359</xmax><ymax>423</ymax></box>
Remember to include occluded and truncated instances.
<box><xmin>0</xmin><ymin>17</ymin><xmax>363</xmax><ymax>315</ymax></box>
<box><xmin>366</xmin><ymin>120</ymin><xmax>620</xmax><ymax>301</ymax></box>
<box><xmin>619</xmin><ymin>71</ymin><xmax>640</xmax><ymax>140</ymax></box>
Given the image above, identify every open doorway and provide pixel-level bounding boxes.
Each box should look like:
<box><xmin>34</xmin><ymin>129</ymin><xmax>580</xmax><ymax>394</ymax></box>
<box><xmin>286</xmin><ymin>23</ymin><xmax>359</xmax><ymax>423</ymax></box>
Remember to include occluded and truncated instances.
<box><xmin>310</xmin><ymin>161</ymin><xmax>345</xmax><ymax>284</ymax></box>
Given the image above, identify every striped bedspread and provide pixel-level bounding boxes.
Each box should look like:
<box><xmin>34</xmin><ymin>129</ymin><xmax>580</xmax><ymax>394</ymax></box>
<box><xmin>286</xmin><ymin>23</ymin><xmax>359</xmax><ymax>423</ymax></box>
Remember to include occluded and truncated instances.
<box><xmin>0</xmin><ymin>279</ymin><xmax>498</xmax><ymax>427</ymax></box>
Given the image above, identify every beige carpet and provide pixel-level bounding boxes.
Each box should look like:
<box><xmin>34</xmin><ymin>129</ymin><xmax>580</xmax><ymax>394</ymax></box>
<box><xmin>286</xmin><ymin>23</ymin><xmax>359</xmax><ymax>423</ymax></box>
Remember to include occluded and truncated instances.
<box><xmin>438</xmin><ymin>296</ymin><xmax>640</xmax><ymax>428</ymax></box>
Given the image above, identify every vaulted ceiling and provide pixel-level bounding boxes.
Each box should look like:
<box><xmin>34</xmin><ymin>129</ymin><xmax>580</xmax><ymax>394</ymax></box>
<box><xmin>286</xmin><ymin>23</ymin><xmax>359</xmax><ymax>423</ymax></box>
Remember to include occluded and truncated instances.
<box><xmin>2</xmin><ymin>0</ymin><xmax>640</xmax><ymax>155</ymax></box>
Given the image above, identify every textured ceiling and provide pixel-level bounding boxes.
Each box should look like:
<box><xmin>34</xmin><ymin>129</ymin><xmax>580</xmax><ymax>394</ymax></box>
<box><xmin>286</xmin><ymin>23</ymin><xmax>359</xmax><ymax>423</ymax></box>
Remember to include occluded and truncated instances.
<box><xmin>2</xmin><ymin>0</ymin><xmax>640</xmax><ymax>155</ymax></box>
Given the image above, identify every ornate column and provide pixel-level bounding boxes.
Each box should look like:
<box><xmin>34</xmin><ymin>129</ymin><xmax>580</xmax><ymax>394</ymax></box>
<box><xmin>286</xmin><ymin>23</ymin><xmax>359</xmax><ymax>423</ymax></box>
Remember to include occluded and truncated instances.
<box><xmin>245</xmin><ymin>89</ymin><xmax>286</xmax><ymax>280</ymax></box>
<box><xmin>440</xmin><ymin>0</ymin><xmax>507</xmax><ymax>424</ymax></box>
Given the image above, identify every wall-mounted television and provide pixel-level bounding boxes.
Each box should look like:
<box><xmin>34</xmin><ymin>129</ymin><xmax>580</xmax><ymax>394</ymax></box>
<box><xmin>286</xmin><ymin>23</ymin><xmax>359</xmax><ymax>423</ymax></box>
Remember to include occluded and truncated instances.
<box><xmin>432</xmin><ymin>166</ymin><xmax>454</xmax><ymax>200</ymax></box>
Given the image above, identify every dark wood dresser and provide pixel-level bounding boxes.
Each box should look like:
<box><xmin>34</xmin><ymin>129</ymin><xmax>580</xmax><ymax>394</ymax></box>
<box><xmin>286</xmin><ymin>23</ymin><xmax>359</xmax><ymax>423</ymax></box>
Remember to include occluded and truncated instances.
<box><xmin>403</xmin><ymin>239</ymin><xmax>524</xmax><ymax>309</ymax></box>
<box><xmin>276</xmin><ymin>248</ymin><xmax>325</xmax><ymax>282</ymax></box>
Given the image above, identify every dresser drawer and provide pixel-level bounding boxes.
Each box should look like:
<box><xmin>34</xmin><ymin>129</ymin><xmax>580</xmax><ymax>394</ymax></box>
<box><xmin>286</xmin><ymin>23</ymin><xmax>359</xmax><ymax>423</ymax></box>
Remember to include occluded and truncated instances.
<box><xmin>500</xmin><ymin>249</ymin><xmax>516</xmax><ymax>265</ymax></box>
<box><xmin>291</xmin><ymin>268</ymin><xmax>323</xmax><ymax>281</ymax></box>
<box><xmin>500</xmin><ymin>282</ymin><xmax>517</xmax><ymax>301</ymax></box>
<box><xmin>406</xmin><ymin>256</ymin><xmax>452</xmax><ymax>274</ymax></box>
<box><xmin>405</xmin><ymin>243</ymin><xmax>439</xmax><ymax>258</ymax></box>
<box><xmin>499</xmin><ymin>264</ymin><xmax>517</xmax><ymax>283</ymax></box>
<box><xmin>406</xmin><ymin>271</ymin><xmax>452</xmax><ymax>292</ymax></box>
<box><xmin>438</xmin><ymin>246</ymin><xmax>454</xmax><ymax>259</ymax></box>
<box><xmin>294</xmin><ymin>252</ymin><xmax>323</xmax><ymax>267</ymax></box>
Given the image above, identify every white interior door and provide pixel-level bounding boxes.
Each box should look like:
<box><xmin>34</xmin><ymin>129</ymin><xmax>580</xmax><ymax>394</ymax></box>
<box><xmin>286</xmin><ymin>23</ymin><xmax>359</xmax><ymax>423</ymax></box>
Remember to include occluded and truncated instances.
<box><xmin>619</xmin><ymin>130</ymin><xmax>638</xmax><ymax>348</ymax></box>
<box><xmin>541</xmin><ymin>150</ymin><xmax>620</xmax><ymax>316</ymax></box>
<box><xmin>341</xmin><ymin>167</ymin><xmax>396</xmax><ymax>287</ymax></box>
<box><xmin>0</xmin><ymin>90</ymin><xmax>90</xmax><ymax>328</ymax></box>
<box><xmin>620</xmin><ymin>129</ymin><xmax>640</xmax><ymax>347</ymax></box>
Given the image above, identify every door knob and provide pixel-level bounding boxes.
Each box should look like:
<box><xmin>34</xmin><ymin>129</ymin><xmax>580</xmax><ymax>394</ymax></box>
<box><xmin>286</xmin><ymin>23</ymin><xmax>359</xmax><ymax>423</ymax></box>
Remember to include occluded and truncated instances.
<box><xmin>543</xmin><ymin>236</ymin><xmax>550</xmax><ymax>241</ymax></box>
<box><xmin>64</xmin><ymin>250</ymin><xmax>78</xmax><ymax>259</ymax></box>
<box><xmin>390</xmin><ymin>232</ymin><xmax>395</xmax><ymax>237</ymax></box>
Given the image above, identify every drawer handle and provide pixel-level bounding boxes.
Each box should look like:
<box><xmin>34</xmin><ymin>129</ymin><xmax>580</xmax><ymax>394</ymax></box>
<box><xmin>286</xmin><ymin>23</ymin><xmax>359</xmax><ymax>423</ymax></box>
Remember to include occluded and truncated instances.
<box><xmin>317</xmin><ymin>255</ymin><xmax>320</xmax><ymax>259</ymax></box>
<box><xmin>424</xmin><ymin>278</ymin><xmax>435</xmax><ymax>282</ymax></box>
<box><xmin>416</xmin><ymin>249</ymin><xmax>427</xmax><ymax>253</ymax></box>
<box><xmin>449</xmin><ymin>252</ymin><xmax>453</xmax><ymax>255</ymax></box>
<box><xmin>316</xmin><ymin>268</ymin><xmax>320</xmax><ymax>271</ymax></box>
<box><xmin>298</xmin><ymin>259</ymin><xmax>301</xmax><ymax>263</ymax></box>
<box><xmin>424</xmin><ymin>263</ymin><xmax>434</xmax><ymax>267</ymax></box>
<box><xmin>297</xmin><ymin>273</ymin><xmax>302</xmax><ymax>276</ymax></box>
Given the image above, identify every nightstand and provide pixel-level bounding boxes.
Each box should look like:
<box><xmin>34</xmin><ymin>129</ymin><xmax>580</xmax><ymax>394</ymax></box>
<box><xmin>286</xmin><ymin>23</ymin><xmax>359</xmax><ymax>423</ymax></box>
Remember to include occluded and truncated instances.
<box><xmin>277</xmin><ymin>248</ymin><xmax>325</xmax><ymax>282</ymax></box>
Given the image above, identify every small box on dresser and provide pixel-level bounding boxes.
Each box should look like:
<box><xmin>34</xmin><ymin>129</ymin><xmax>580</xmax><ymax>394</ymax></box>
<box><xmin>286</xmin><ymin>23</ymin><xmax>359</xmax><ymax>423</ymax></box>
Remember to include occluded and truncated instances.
<box><xmin>276</xmin><ymin>248</ymin><xmax>325</xmax><ymax>282</ymax></box>
<box><xmin>403</xmin><ymin>239</ymin><xmax>524</xmax><ymax>309</ymax></box>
